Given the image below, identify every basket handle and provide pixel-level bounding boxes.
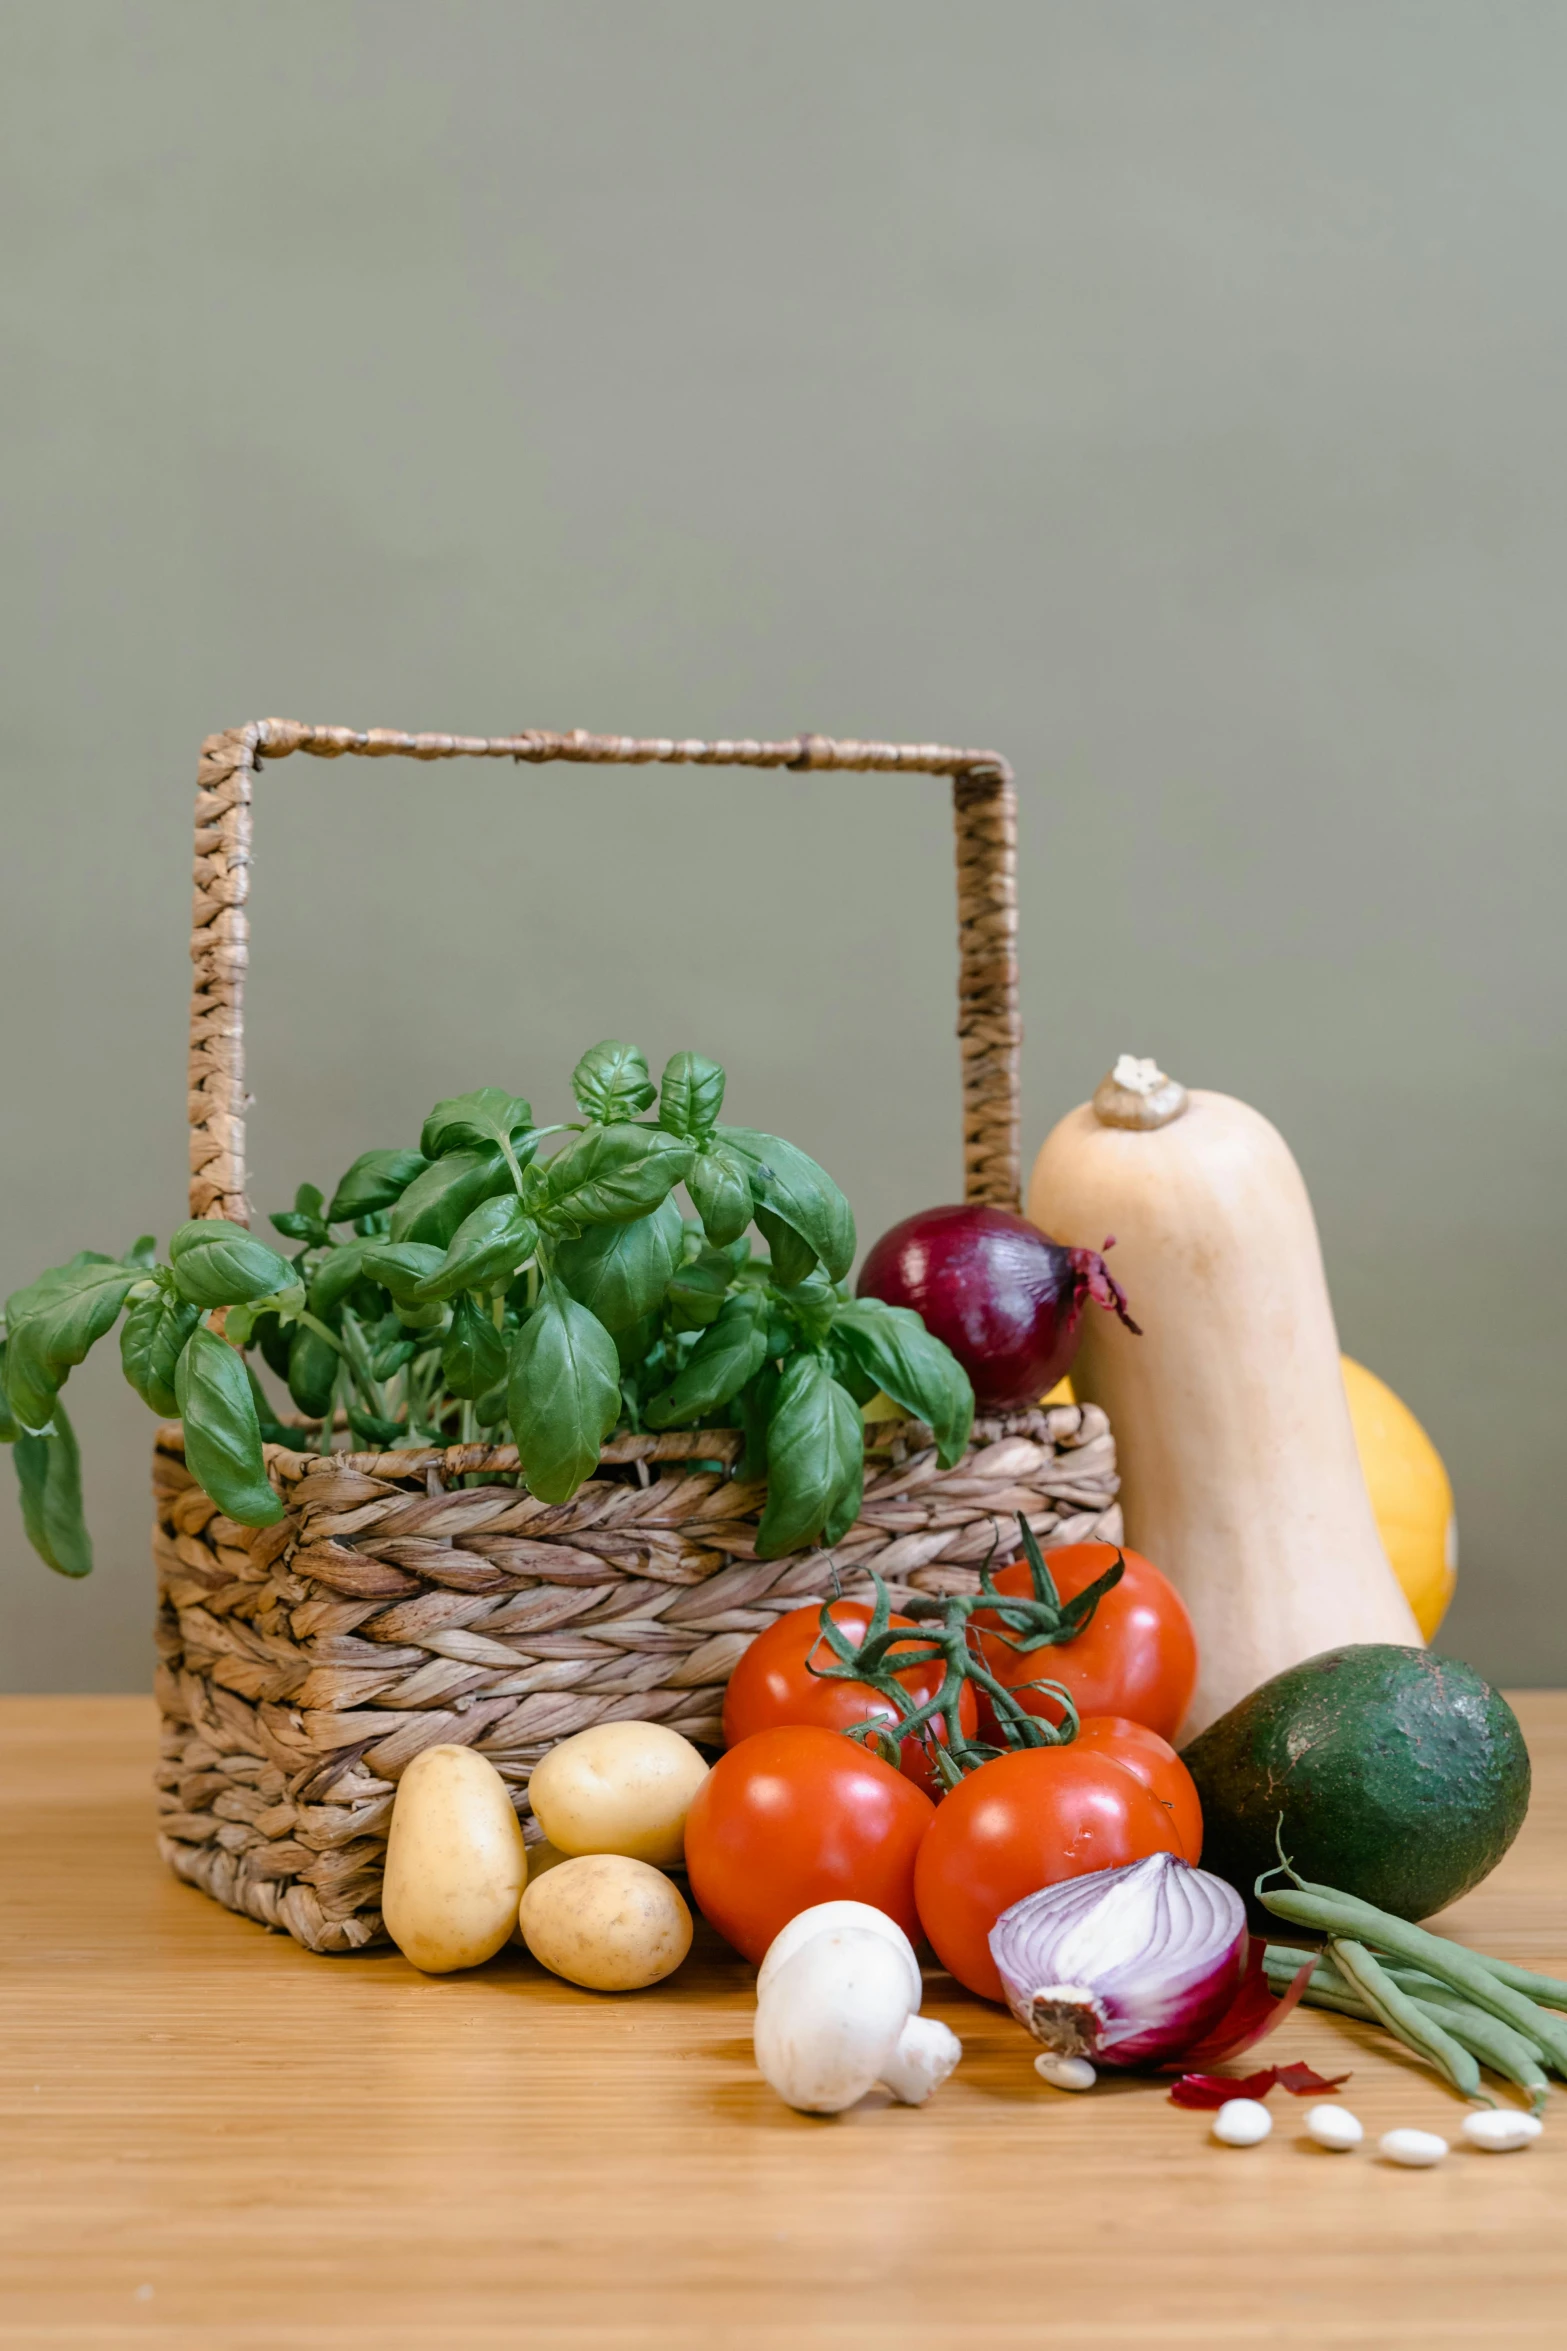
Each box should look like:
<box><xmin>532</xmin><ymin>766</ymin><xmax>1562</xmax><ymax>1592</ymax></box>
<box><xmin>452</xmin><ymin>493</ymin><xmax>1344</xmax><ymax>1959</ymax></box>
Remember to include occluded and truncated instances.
<box><xmin>188</xmin><ymin>721</ymin><xmax>1020</xmax><ymax>1225</ymax></box>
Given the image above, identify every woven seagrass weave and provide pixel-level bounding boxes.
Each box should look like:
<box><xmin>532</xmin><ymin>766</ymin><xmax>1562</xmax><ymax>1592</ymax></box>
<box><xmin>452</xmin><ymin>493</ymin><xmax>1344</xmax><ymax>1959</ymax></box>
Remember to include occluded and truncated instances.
<box><xmin>158</xmin><ymin>720</ymin><xmax>1122</xmax><ymax>1953</ymax></box>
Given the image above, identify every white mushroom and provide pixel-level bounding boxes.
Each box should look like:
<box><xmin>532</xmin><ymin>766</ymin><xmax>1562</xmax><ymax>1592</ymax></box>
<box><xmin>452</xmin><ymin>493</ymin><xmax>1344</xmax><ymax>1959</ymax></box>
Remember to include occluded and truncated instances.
<box><xmin>757</xmin><ymin>1902</ymin><xmax>922</xmax><ymax>2009</ymax></box>
<box><xmin>754</xmin><ymin>1928</ymin><xmax>962</xmax><ymax>2114</ymax></box>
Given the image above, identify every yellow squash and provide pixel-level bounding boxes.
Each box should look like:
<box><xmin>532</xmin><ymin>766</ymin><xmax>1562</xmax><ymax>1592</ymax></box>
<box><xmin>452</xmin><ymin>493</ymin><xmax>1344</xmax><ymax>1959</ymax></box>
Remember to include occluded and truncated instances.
<box><xmin>1341</xmin><ymin>1357</ymin><xmax>1456</xmax><ymax>1640</ymax></box>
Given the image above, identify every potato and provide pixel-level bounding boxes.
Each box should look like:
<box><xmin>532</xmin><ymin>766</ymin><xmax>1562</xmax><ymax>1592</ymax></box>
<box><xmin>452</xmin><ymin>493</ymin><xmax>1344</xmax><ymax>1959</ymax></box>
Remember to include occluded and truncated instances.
<box><xmin>520</xmin><ymin>1854</ymin><xmax>693</xmax><ymax>1991</ymax></box>
<box><xmin>382</xmin><ymin>1743</ymin><xmax>528</xmax><ymax>1974</ymax></box>
<box><xmin>528</xmin><ymin>1721</ymin><xmax>709</xmax><ymax>1867</ymax></box>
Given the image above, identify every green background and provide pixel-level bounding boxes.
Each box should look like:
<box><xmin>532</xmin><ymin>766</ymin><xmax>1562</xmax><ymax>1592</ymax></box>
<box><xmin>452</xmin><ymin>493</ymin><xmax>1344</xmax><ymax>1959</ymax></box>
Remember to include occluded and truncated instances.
<box><xmin>2</xmin><ymin>4</ymin><xmax>1561</xmax><ymax>1690</ymax></box>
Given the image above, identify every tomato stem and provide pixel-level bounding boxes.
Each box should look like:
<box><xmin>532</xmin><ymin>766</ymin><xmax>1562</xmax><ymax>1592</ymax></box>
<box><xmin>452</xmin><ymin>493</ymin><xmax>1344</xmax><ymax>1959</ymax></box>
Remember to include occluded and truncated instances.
<box><xmin>803</xmin><ymin>1512</ymin><xmax>1119</xmax><ymax>1782</ymax></box>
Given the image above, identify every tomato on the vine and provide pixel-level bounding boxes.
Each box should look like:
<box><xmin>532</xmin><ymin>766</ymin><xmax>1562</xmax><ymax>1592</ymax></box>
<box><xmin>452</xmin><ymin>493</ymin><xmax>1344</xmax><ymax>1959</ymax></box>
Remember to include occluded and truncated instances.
<box><xmin>969</xmin><ymin>1541</ymin><xmax>1197</xmax><ymax>1743</ymax></box>
<box><xmin>1073</xmin><ymin>1714</ymin><xmax>1203</xmax><ymax>1862</ymax></box>
<box><xmin>683</xmin><ymin>1725</ymin><xmax>935</xmax><ymax>1963</ymax></box>
<box><xmin>722</xmin><ymin>1599</ymin><xmax>978</xmax><ymax>1800</ymax></box>
<box><xmin>914</xmin><ymin>1744</ymin><xmax>1183</xmax><ymax>2000</ymax></box>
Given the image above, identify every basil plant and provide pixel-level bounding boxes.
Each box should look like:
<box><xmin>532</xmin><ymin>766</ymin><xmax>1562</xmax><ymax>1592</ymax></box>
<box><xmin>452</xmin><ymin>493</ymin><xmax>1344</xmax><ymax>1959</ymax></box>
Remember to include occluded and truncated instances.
<box><xmin>1</xmin><ymin>1043</ymin><xmax>973</xmax><ymax>1577</ymax></box>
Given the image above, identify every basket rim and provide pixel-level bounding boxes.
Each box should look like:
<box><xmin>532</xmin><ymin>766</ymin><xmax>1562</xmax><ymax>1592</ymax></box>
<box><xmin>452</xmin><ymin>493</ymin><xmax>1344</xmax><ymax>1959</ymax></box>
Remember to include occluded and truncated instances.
<box><xmin>152</xmin><ymin>1403</ymin><xmax>1095</xmax><ymax>1489</ymax></box>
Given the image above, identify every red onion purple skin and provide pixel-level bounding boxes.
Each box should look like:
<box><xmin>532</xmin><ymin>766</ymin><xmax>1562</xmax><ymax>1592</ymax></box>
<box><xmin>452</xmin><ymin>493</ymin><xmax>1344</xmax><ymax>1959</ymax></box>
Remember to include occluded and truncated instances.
<box><xmin>989</xmin><ymin>1854</ymin><xmax>1248</xmax><ymax>2070</ymax></box>
<box><xmin>858</xmin><ymin>1206</ymin><xmax>1074</xmax><ymax>1410</ymax></box>
<box><xmin>857</xmin><ymin>1206</ymin><xmax>1130</xmax><ymax>1412</ymax></box>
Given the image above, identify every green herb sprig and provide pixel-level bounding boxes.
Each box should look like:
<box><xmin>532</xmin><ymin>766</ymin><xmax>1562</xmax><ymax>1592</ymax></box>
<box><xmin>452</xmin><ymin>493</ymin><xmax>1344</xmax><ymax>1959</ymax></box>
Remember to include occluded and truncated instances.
<box><xmin>1</xmin><ymin>1043</ymin><xmax>974</xmax><ymax>1576</ymax></box>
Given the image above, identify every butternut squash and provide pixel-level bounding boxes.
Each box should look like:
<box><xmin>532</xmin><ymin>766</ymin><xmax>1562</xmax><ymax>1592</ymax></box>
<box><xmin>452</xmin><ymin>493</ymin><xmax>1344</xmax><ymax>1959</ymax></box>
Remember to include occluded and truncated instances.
<box><xmin>1028</xmin><ymin>1057</ymin><xmax>1420</xmax><ymax>1737</ymax></box>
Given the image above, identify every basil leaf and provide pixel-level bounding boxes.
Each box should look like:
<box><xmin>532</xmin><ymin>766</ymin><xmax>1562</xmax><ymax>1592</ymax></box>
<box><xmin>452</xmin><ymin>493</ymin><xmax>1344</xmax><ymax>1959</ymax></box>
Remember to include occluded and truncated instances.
<box><xmin>369</xmin><ymin>1333</ymin><xmax>419</xmax><ymax>1381</ymax></box>
<box><xmin>125</xmin><ymin>1235</ymin><xmax>159</xmax><ymax>1270</ymax></box>
<box><xmin>474</xmin><ymin>1377</ymin><xmax>510</xmax><ymax>1427</ymax></box>
<box><xmin>389</xmin><ymin>1146</ymin><xmax>515</xmax><ymax>1247</ymax></box>
<box><xmin>507</xmin><ymin>1280</ymin><xmax>620</xmax><ymax>1504</ymax></box>
<box><xmin>665</xmin><ymin>1247</ymin><xmax>730</xmax><ymax>1332</ymax></box>
<box><xmin>359</xmin><ymin>1243</ymin><xmax>449</xmax><ymax>1304</ymax></box>
<box><xmin>645</xmin><ymin>1296</ymin><xmax>767</xmax><ymax>1429</ymax></box>
<box><xmin>4</xmin><ymin>1258</ymin><xmax>144</xmax><ymax>1429</ymax></box>
<box><xmin>287</xmin><ymin>1324</ymin><xmax>339</xmax><ymax>1419</ymax></box>
<box><xmin>0</xmin><ymin>1343</ymin><xmax>18</xmax><ymax>1445</ymax></box>
<box><xmin>736</xmin><ymin>1359</ymin><xmax>781</xmax><ymax>1481</ymax></box>
<box><xmin>686</xmin><ymin>1141</ymin><xmax>752</xmax><ymax>1247</ymax></box>
<box><xmin>821</xmin><ymin>1444</ymin><xmax>865</xmax><ymax>1546</ymax></box>
<box><xmin>269</xmin><ymin>1211</ymin><xmax>315</xmax><ymax>1241</ymax></box>
<box><xmin>755</xmin><ymin>1354</ymin><xmax>864</xmax><ymax>1558</ymax></box>
<box><xmin>270</xmin><ymin>1183</ymin><xmax>329</xmax><ymax>1244</ymax></box>
<box><xmin>223</xmin><ymin>1280</ymin><xmax>305</xmax><ymax>1349</ymax></box>
<box><xmin>346</xmin><ymin>1408</ymin><xmax>408</xmax><ymax>1449</ymax></box>
<box><xmin>175</xmin><ymin>1325</ymin><xmax>285</xmax><ymax>1527</ymax></box>
<box><xmin>715</xmin><ymin>1128</ymin><xmax>856</xmax><ymax>1282</ymax></box>
<box><xmin>828</xmin><ymin>1341</ymin><xmax>881</xmax><ymax>1409</ymax></box>
<box><xmin>657</xmin><ymin>1052</ymin><xmax>726</xmax><ymax>1140</ymax></box>
<box><xmin>419</xmin><ymin>1089</ymin><xmax>536</xmax><ymax>1162</ymax></box>
<box><xmin>754</xmin><ymin>1203</ymin><xmax>818</xmax><ymax>1288</ymax></box>
<box><xmin>443</xmin><ymin>1293</ymin><xmax>509</xmax><ymax>1400</ymax></box>
<box><xmin>542</xmin><ymin>1124</ymin><xmax>693</xmax><ymax>1230</ymax></box>
<box><xmin>303</xmin><ymin>1241</ymin><xmax>362</xmax><ymax>1317</ymax></box>
<box><xmin>251</xmin><ymin>1310</ymin><xmax>294</xmax><ymax>1382</ymax></box>
<box><xmin>245</xmin><ymin>1362</ymin><xmax>294</xmax><ymax>1449</ymax></box>
<box><xmin>613</xmin><ymin>1309</ymin><xmax>659</xmax><ymax>1374</ymax></box>
<box><xmin>327</xmin><ymin>1149</ymin><xmax>430</xmax><ymax>1225</ymax></box>
<box><xmin>415</xmin><ymin>1197</ymin><xmax>539</xmax><ymax>1302</ymax></box>
<box><xmin>169</xmin><ymin>1220</ymin><xmax>296</xmax><ymax>1310</ymax></box>
<box><xmin>830</xmin><ymin>1298</ymin><xmax>975</xmax><ymax>1470</ymax></box>
<box><xmin>395</xmin><ymin>1299</ymin><xmax>450</xmax><ymax>1336</ymax></box>
<box><xmin>13</xmin><ymin>1401</ymin><xmax>92</xmax><ymax>1577</ymax></box>
<box><xmin>119</xmin><ymin>1290</ymin><xmax>201</xmax><ymax>1418</ymax></box>
<box><xmin>571</xmin><ymin>1041</ymin><xmax>655</xmax><ymax>1122</ymax></box>
<box><xmin>553</xmin><ymin>1195</ymin><xmax>682</xmax><ymax>1333</ymax></box>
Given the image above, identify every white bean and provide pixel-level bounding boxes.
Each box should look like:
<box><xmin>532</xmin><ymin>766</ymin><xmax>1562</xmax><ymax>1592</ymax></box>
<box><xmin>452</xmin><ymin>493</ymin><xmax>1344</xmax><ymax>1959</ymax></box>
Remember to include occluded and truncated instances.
<box><xmin>1034</xmin><ymin>2053</ymin><xmax>1096</xmax><ymax>2092</ymax></box>
<box><xmin>1379</xmin><ymin>2128</ymin><xmax>1448</xmax><ymax>2167</ymax></box>
<box><xmin>1306</xmin><ymin>2103</ymin><xmax>1363</xmax><ymax>2151</ymax></box>
<box><xmin>1462</xmin><ymin>2109</ymin><xmax>1544</xmax><ymax>2152</ymax></box>
<box><xmin>1213</xmin><ymin>2098</ymin><xmax>1272</xmax><ymax>2146</ymax></box>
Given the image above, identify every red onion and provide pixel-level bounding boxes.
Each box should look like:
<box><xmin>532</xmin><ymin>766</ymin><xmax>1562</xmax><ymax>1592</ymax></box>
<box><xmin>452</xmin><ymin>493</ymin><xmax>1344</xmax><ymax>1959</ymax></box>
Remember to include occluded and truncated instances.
<box><xmin>857</xmin><ymin>1205</ymin><xmax>1138</xmax><ymax>1411</ymax></box>
<box><xmin>988</xmin><ymin>1853</ymin><xmax>1247</xmax><ymax>2068</ymax></box>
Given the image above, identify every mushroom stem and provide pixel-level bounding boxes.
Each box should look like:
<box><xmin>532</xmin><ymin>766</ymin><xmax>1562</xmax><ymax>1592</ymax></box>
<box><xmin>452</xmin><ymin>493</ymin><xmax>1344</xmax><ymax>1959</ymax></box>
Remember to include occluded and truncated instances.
<box><xmin>878</xmin><ymin>2011</ymin><xmax>963</xmax><ymax>2105</ymax></box>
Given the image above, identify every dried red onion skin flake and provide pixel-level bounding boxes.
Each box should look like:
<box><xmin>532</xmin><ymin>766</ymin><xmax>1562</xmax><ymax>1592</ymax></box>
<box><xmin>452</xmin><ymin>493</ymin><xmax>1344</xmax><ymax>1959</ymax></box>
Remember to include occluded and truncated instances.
<box><xmin>1169</xmin><ymin>2064</ymin><xmax>1351</xmax><ymax>2110</ymax></box>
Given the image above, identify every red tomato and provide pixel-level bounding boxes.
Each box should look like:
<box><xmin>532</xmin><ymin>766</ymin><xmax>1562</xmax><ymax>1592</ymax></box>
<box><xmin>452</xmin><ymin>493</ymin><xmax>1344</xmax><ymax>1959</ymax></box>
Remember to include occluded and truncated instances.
<box><xmin>722</xmin><ymin>1600</ymin><xmax>979</xmax><ymax>1800</ymax></box>
<box><xmin>1073</xmin><ymin>1714</ymin><xmax>1203</xmax><ymax>1862</ymax></box>
<box><xmin>683</xmin><ymin>1725</ymin><xmax>935</xmax><ymax>1963</ymax></box>
<box><xmin>914</xmin><ymin>1745</ymin><xmax>1184</xmax><ymax>2001</ymax></box>
<box><xmin>970</xmin><ymin>1542</ymin><xmax>1197</xmax><ymax>1742</ymax></box>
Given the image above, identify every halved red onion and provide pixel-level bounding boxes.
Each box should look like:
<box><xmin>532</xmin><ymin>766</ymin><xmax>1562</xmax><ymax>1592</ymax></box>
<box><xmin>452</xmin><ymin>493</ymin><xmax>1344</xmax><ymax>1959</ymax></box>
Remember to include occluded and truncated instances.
<box><xmin>988</xmin><ymin>1852</ymin><xmax>1247</xmax><ymax>2068</ymax></box>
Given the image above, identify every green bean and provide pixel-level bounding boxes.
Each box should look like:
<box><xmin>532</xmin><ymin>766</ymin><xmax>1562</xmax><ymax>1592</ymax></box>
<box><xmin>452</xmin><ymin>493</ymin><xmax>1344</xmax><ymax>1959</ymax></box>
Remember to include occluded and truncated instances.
<box><xmin>1407</xmin><ymin>1982</ymin><xmax>1553</xmax><ymax>2109</ymax></box>
<box><xmin>1328</xmin><ymin>1937</ymin><xmax>1484</xmax><ymax>2100</ymax></box>
<box><xmin>1261</xmin><ymin>1881</ymin><xmax>1567</xmax><ymax>2073</ymax></box>
<box><xmin>1286</xmin><ymin>1974</ymin><xmax>1379</xmax><ymax>2024</ymax></box>
<box><xmin>1266</xmin><ymin>1953</ymin><xmax>1553</xmax><ymax>2111</ymax></box>
<box><xmin>1263</xmin><ymin>1941</ymin><xmax>1558</xmax><ymax>2095</ymax></box>
<box><xmin>1468</xmin><ymin>1956</ymin><xmax>1567</xmax><ymax>2013</ymax></box>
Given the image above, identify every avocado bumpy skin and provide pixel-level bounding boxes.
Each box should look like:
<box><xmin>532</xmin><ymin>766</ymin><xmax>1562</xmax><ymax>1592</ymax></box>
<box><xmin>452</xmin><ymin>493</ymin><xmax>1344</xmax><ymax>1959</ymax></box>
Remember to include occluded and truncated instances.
<box><xmin>1180</xmin><ymin>1644</ymin><xmax>1531</xmax><ymax>1923</ymax></box>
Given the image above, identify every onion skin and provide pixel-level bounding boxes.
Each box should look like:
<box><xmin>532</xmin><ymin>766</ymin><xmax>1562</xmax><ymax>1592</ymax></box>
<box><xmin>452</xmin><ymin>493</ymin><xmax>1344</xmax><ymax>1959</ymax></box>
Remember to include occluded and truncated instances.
<box><xmin>989</xmin><ymin>1854</ymin><xmax>1247</xmax><ymax>2069</ymax></box>
<box><xmin>857</xmin><ymin>1205</ymin><xmax>1134</xmax><ymax>1412</ymax></box>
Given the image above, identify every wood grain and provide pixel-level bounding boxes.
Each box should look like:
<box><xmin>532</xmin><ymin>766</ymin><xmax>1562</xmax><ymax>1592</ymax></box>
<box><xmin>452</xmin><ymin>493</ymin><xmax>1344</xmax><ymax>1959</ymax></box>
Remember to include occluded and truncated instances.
<box><xmin>0</xmin><ymin>1694</ymin><xmax>1563</xmax><ymax>2350</ymax></box>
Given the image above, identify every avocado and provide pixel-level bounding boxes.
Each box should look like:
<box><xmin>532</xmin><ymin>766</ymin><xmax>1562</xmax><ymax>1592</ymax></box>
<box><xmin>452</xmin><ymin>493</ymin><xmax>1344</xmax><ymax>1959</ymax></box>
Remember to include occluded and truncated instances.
<box><xmin>1181</xmin><ymin>1644</ymin><xmax>1530</xmax><ymax>1923</ymax></box>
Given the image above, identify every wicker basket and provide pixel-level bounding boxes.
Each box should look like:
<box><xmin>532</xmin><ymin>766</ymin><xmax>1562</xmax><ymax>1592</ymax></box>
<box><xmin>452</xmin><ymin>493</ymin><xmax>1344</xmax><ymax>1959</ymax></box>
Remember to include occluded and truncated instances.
<box><xmin>155</xmin><ymin>720</ymin><xmax>1122</xmax><ymax>1953</ymax></box>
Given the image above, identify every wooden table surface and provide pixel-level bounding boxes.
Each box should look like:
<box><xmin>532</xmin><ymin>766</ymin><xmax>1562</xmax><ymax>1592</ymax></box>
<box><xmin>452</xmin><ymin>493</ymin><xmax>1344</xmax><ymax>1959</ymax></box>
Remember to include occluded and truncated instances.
<box><xmin>1</xmin><ymin>1695</ymin><xmax>1563</xmax><ymax>2350</ymax></box>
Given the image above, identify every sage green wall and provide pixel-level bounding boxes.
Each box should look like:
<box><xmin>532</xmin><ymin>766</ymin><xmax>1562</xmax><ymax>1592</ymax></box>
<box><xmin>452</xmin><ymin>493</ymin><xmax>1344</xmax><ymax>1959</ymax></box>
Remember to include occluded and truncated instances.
<box><xmin>2</xmin><ymin>4</ymin><xmax>1562</xmax><ymax>1691</ymax></box>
